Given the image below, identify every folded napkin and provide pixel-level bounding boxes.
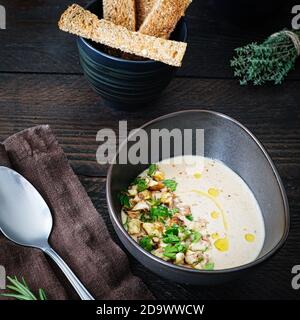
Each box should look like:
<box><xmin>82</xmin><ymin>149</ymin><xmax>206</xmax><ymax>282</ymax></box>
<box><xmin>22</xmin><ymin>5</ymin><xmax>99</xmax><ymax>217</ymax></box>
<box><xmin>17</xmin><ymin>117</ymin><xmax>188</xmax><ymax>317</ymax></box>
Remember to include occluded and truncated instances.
<box><xmin>0</xmin><ymin>126</ymin><xmax>154</xmax><ymax>300</ymax></box>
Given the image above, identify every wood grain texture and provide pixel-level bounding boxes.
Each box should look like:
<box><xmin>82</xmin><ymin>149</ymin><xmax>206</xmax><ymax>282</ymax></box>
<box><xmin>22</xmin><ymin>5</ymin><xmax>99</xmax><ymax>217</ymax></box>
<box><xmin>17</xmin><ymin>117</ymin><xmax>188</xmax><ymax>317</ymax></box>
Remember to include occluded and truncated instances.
<box><xmin>0</xmin><ymin>73</ymin><xmax>299</xmax><ymax>179</ymax></box>
<box><xmin>0</xmin><ymin>0</ymin><xmax>300</xmax><ymax>300</ymax></box>
<box><xmin>0</xmin><ymin>0</ymin><xmax>299</xmax><ymax>78</ymax></box>
<box><xmin>0</xmin><ymin>73</ymin><xmax>299</xmax><ymax>299</ymax></box>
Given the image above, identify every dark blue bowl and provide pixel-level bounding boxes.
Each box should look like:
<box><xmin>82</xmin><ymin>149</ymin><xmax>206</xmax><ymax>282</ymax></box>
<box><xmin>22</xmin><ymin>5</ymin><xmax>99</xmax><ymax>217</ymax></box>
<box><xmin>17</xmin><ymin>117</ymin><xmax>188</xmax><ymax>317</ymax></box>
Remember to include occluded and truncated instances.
<box><xmin>77</xmin><ymin>0</ymin><xmax>188</xmax><ymax>109</ymax></box>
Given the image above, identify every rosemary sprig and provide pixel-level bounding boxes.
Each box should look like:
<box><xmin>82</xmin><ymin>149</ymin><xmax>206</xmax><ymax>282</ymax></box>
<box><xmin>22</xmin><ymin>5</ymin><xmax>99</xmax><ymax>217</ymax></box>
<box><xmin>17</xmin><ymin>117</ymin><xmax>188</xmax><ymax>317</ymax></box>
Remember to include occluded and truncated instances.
<box><xmin>0</xmin><ymin>276</ymin><xmax>47</xmax><ymax>300</ymax></box>
<box><xmin>231</xmin><ymin>30</ymin><xmax>300</xmax><ymax>85</ymax></box>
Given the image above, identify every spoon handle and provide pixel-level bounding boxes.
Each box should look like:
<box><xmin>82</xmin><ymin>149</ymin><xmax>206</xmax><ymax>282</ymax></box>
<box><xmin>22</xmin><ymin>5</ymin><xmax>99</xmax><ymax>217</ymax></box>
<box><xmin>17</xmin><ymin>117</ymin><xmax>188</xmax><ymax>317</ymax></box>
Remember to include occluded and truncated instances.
<box><xmin>43</xmin><ymin>246</ymin><xmax>95</xmax><ymax>300</ymax></box>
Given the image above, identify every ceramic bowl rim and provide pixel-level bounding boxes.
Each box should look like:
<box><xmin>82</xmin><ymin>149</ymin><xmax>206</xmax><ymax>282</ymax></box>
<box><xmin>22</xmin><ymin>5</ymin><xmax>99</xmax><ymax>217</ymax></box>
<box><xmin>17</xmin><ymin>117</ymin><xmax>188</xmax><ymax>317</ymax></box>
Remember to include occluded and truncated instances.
<box><xmin>106</xmin><ymin>109</ymin><xmax>290</xmax><ymax>275</ymax></box>
<box><xmin>77</xmin><ymin>0</ymin><xmax>188</xmax><ymax>65</ymax></box>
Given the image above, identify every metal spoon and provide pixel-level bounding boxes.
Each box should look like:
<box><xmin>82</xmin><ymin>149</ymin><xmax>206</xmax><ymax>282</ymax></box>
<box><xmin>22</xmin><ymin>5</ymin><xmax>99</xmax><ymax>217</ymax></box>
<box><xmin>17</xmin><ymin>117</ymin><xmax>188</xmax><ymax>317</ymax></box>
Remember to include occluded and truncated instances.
<box><xmin>0</xmin><ymin>166</ymin><xmax>94</xmax><ymax>300</ymax></box>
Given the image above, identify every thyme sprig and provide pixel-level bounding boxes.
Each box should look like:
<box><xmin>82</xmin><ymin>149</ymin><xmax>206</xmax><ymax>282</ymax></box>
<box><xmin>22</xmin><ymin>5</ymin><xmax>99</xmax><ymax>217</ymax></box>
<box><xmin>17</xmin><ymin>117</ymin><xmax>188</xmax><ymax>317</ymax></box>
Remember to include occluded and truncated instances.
<box><xmin>0</xmin><ymin>276</ymin><xmax>47</xmax><ymax>300</ymax></box>
<box><xmin>231</xmin><ymin>30</ymin><xmax>300</xmax><ymax>85</ymax></box>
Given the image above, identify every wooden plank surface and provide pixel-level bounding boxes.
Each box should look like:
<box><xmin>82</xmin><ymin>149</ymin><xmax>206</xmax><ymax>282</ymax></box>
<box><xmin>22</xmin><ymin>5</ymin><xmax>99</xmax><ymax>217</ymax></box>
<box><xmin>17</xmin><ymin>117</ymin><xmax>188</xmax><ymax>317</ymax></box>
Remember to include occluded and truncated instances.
<box><xmin>1</xmin><ymin>0</ymin><xmax>299</xmax><ymax>78</ymax></box>
<box><xmin>0</xmin><ymin>74</ymin><xmax>300</xmax><ymax>177</ymax></box>
<box><xmin>0</xmin><ymin>0</ymin><xmax>300</xmax><ymax>300</ymax></box>
<box><xmin>0</xmin><ymin>73</ymin><xmax>299</xmax><ymax>299</ymax></box>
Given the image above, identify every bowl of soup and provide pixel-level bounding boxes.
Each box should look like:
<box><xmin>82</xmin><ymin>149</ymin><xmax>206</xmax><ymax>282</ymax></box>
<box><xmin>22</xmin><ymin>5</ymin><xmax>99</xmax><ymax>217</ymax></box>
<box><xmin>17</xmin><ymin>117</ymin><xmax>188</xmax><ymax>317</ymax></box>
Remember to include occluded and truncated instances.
<box><xmin>106</xmin><ymin>110</ymin><xmax>289</xmax><ymax>285</ymax></box>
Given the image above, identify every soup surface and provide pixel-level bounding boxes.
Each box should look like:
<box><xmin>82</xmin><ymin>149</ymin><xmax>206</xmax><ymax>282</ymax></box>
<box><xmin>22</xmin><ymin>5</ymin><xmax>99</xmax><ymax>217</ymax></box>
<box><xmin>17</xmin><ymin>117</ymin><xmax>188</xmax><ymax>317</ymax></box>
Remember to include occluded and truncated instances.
<box><xmin>120</xmin><ymin>155</ymin><xmax>265</xmax><ymax>270</ymax></box>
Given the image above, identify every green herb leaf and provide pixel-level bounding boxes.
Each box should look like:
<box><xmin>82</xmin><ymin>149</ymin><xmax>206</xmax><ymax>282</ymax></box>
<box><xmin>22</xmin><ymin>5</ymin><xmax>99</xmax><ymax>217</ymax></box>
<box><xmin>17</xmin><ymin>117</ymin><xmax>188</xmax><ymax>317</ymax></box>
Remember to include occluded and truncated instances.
<box><xmin>140</xmin><ymin>213</ymin><xmax>153</xmax><ymax>223</ymax></box>
<box><xmin>119</xmin><ymin>192</ymin><xmax>131</xmax><ymax>208</ymax></box>
<box><xmin>39</xmin><ymin>289</ymin><xmax>47</xmax><ymax>300</ymax></box>
<box><xmin>134</xmin><ymin>178</ymin><xmax>148</xmax><ymax>192</ymax></box>
<box><xmin>165</xmin><ymin>224</ymin><xmax>179</xmax><ymax>236</ymax></box>
<box><xmin>178</xmin><ymin>226</ymin><xmax>191</xmax><ymax>240</ymax></box>
<box><xmin>163</xmin><ymin>243</ymin><xmax>187</xmax><ymax>260</ymax></box>
<box><xmin>1</xmin><ymin>276</ymin><xmax>47</xmax><ymax>301</ymax></box>
<box><xmin>150</xmin><ymin>205</ymin><xmax>171</xmax><ymax>221</ymax></box>
<box><xmin>21</xmin><ymin>277</ymin><xmax>30</xmax><ymax>289</ymax></box>
<box><xmin>163</xmin><ymin>234</ymin><xmax>180</xmax><ymax>244</ymax></box>
<box><xmin>204</xmin><ymin>262</ymin><xmax>215</xmax><ymax>270</ymax></box>
<box><xmin>163</xmin><ymin>252</ymin><xmax>177</xmax><ymax>260</ymax></box>
<box><xmin>231</xmin><ymin>30</ymin><xmax>300</xmax><ymax>85</ymax></box>
<box><xmin>0</xmin><ymin>293</ymin><xmax>33</xmax><ymax>300</ymax></box>
<box><xmin>6</xmin><ymin>276</ymin><xmax>37</xmax><ymax>300</ymax></box>
<box><xmin>148</xmin><ymin>198</ymin><xmax>161</xmax><ymax>207</ymax></box>
<box><xmin>168</xmin><ymin>208</ymin><xmax>179</xmax><ymax>215</ymax></box>
<box><xmin>191</xmin><ymin>230</ymin><xmax>202</xmax><ymax>243</ymax></box>
<box><xmin>139</xmin><ymin>236</ymin><xmax>154</xmax><ymax>252</ymax></box>
<box><xmin>147</xmin><ymin>164</ymin><xmax>157</xmax><ymax>176</ymax></box>
<box><xmin>186</xmin><ymin>214</ymin><xmax>193</xmax><ymax>221</ymax></box>
<box><xmin>163</xmin><ymin>179</ymin><xmax>177</xmax><ymax>191</ymax></box>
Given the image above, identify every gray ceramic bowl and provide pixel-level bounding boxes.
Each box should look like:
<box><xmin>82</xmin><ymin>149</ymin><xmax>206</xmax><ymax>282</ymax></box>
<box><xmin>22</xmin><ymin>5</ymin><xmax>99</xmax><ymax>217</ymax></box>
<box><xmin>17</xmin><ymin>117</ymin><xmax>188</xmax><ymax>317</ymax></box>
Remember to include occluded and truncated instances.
<box><xmin>77</xmin><ymin>0</ymin><xmax>188</xmax><ymax>109</ymax></box>
<box><xmin>107</xmin><ymin>110</ymin><xmax>289</xmax><ymax>285</ymax></box>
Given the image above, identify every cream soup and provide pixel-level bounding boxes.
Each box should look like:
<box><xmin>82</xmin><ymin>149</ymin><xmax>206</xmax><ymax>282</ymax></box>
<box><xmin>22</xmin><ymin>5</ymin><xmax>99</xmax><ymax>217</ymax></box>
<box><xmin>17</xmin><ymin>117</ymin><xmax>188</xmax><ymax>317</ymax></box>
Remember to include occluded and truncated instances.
<box><xmin>157</xmin><ymin>155</ymin><xmax>265</xmax><ymax>269</ymax></box>
<box><xmin>120</xmin><ymin>155</ymin><xmax>265</xmax><ymax>270</ymax></box>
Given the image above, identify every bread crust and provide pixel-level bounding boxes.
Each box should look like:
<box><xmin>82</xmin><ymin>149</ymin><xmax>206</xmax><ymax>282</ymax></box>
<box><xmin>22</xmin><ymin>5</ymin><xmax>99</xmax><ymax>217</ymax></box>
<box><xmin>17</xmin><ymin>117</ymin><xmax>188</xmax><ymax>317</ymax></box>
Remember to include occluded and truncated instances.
<box><xmin>103</xmin><ymin>0</ymin><xmax>136</xmax><ymax>31</ymax></box>
<box><xmin>136</xmin><ymin>0</ymin><xmax>155</xmax><ymax>28</ymax></box>
<box><xmin>58</xmin><ymin>4</ymin><xmax>187</xmax><ymax>67</ymax></box>
<box><xmin>139</xmin><ymin>0</ymin><xmax>192</xmax><ymax>39</ymax></box>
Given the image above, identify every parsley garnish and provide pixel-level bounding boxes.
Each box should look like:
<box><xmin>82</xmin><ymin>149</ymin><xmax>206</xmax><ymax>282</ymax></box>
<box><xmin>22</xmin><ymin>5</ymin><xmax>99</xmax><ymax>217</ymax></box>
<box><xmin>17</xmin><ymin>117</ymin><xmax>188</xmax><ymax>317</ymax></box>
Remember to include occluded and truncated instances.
<box><xmin>204</xmin><ymin>262</ymin><xmax>215</xmax><ymax>270</ymax></box>
<box><xmin>168</xmin><ymin>208</ymin><xmax>179</xmax><ymax>215</ymax></box>
<box><xmin>133</xmin><ymin>178</ymin><xmax>148</xmax><ymax>192</ymax></box>
<box><xmin>148</xmin><ymin>198</ymin><xmax>161</xmax><ymax>206</ymax></box>
<box><xmin>139</xmin><ymin>236</ymin><xmax>154</xmax><ymax>252</ymax></box>
<box><xmin>147</xmin><ymin>164</ymin><xmax>157</xmax><ymax>176</ymax></box>
<box><xmin>186</xmin><ymin>214</ymin><xmax>193</xmax><ymax>221</ymax></box>
<box><xmin>119</xmin><ymin>192</ymin><xmax>131</xmax><ymax>208</ymax></box>
<box><xmin>150</xmin><ymin>205</ymin><xmax>171</xmax><ymax>221</ymax></box>
<box><xmin>191</xmin><ymin>230</ymin><xmax>202</xmax><ymax>243</ymax></box>
<box><xmin>163</xmin><ymin>225</ymin><xmax>180</xmax><ymax>244</ymax></box>
<box><xmin>163</xmin><ymin>179</ymin><xmax>177</xmax><ymax>191</ymax></box>
<box><xmin>140</xmin><ymin>213</ymin><xmax>153</xmax><ymax>223</ymax></box>
<box><xmin>163</xmin><ymin>243</ymin><xmax>187</xmax><ymax>260</ymax></box>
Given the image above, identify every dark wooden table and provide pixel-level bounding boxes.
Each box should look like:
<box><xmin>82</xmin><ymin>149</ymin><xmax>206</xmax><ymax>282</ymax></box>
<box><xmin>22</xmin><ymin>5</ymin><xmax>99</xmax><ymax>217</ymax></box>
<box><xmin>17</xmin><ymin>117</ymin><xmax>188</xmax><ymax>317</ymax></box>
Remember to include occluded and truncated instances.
<box><xmin>0</xmin><ymin>0</ymin><xmax>299</xmax><ymax>299</ymax></box>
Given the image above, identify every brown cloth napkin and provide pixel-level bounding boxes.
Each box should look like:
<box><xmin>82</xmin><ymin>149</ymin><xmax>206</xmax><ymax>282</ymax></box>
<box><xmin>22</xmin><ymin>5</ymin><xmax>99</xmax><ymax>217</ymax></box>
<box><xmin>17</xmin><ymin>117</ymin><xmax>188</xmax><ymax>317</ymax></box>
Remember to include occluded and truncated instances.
<box><xmin>0</xmin><ymin>125</ymin><xmax>154</xmax><ymax>300</ymax></box>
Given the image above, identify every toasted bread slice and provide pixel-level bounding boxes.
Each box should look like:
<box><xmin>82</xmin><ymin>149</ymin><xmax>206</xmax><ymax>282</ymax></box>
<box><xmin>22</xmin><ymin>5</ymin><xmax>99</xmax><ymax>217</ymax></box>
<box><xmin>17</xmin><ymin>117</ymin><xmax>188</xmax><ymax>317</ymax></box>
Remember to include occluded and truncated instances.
<box><xmin>58</xmin><ymin>4</ymin><xmax>187</xmax><ymax>67</ymax></box>
<box><xmin>103</xmin><ymin>0</ymin><xmax>136</xmax><ymax>31</ymax></box>
<box><xmin>103</xmin><ymin>0</ymin><xmax>137</xmax><ymax>59</ymax></box>
<box><xmin>136</xmin><ymin>0</ymin><xmax>155</xmax><ymax>28</ymax></box>
<box><xmin>139</xmin><ymin>0</ymin><xmax>192</xmax><ymax>39</ymax></box>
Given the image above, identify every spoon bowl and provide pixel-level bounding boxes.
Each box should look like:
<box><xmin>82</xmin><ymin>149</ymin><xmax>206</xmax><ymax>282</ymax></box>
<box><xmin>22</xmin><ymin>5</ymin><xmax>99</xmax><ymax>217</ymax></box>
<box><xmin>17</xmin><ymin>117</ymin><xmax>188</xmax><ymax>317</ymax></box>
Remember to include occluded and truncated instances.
<box><xmin>0</xmin><ymin>166</ymin><xmax>94</xmax><ymax>300</ymax></box>
<box><xmin>0</xmin><ymin>167</ymin><xmax>52</xmax><ymax>248</ymax></box>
